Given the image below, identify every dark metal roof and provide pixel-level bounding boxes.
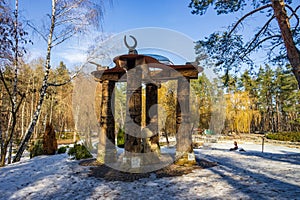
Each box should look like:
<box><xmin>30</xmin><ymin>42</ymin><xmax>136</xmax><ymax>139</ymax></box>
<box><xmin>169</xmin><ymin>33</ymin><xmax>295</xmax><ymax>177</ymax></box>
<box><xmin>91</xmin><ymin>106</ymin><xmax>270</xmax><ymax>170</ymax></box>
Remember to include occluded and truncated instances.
<box><xmin>143</xmin><ymin>54</ymin><xmax>173</xmax><ymax>65</ymax></box>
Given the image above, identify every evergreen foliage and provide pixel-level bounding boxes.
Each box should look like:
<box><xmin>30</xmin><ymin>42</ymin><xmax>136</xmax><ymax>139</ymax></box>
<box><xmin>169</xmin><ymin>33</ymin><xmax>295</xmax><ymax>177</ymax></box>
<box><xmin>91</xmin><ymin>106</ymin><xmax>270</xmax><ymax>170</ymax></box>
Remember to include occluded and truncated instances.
<box><xmin>116</xmin><ymin>127</ymin><xmax>125</xmax><ymax>148</ymax></box>
<box><xmin>57</xmin><ymin>146</ymin><xmax>67</xmax><ymax>154</ymax></box>
<box><xmin>29</xmin><ymin>140</ymin><xmax>44</xmax><ymax>158</ymax></box>
<box><xmin>68</xmin><ymin>143</ymin><xmax>92</xmax><ymax>160</ymax></box>
<box><xmin>191</xmin><ymin>64</ymin><xmax>300</xmax><ymax>134</ymax></box>
<box><xmin>266</xmin><ymin>132</ymin><xmax>300</xmax><ymax>142</ymax></box>
<box><xmin>189</xmin><ymin>0</ymin><xmax>300</xmax><ymax>88</ymax></box>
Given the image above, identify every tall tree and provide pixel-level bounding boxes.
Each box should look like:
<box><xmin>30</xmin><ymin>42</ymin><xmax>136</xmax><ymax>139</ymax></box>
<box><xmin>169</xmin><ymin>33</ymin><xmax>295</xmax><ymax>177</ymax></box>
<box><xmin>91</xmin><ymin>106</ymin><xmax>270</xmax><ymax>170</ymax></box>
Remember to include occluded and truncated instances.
<box><xmin>274</xmin><ymin>65</ymin><xmax>300</xmax><ymax>131</ymax></box>
<box><xmin>0</xmin><ymin>0</ymin><xmax>28</xmax><ymax>166</ymax></box>
<box><xmin>256</xmin><ymin>65</ymin><xmax>276</xmax><ymax>132</ymax></box>
<box><xmin>239</xmin><ymin>70</ymin><xmax>260</xmax><ymax>132</ymax></box>
<box><xmin>13</xmin><ymin>0</ymin><xmax>105</xmax><ymax>162</ymax></box>
<box><xmin>158</xmin><ymin>81</ymin><xmax>177</xmax><ymax>137</ymax></box>
<box><xmin>191</xmin><ymin>73</ymin><xmax>213</xmax><ymax>129</ymax></box>
<box><xmin>189</xmin><ymin>0</ymin><xmax>300</xmax><ymax>88</ymax></box>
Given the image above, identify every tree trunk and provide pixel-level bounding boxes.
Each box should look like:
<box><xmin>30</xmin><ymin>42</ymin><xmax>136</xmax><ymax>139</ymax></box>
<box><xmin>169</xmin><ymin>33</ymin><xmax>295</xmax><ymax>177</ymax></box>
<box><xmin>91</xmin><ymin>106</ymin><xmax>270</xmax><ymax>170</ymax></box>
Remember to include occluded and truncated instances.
<box><xmin>13</xmin><ymin>83</ymin><xmax>49</xmax><ymax>163</ymax></box>
<box><xmin>0</xmin><ymin>130</ymin><xmax>2</xmax><ymax>158</ymax></box>
<box><xmin>49</xmin><ymin>95</ymin><xmax>54</xmax><ymax>124</ymax></box>
<box><xmin>7</xmin><ymin>128</ymin><xmax>14</xmax><ymax>164</ymax></box>
<box><xmin>272</xmin><ymin>0</ymin><xmax>300</xmax><ymax>89</ymax></box>
<box><xmin>8</xmin><ymin>0</ymin><xmax>19</xmax><ymax>165</ymax></box>
<box><xmin>13</xmin><ymin>0</ymin><xmax>56</xmax><ymax>163</ymax></box>
<box><xmin>21</xmin><ymin>102</ymin><xmax>26</xmax><ymax>138</ymax></box>
<box><xmin>0</xmin><ymin>149</ymin><xmax>6</xmax><ymax>167</ymax></box>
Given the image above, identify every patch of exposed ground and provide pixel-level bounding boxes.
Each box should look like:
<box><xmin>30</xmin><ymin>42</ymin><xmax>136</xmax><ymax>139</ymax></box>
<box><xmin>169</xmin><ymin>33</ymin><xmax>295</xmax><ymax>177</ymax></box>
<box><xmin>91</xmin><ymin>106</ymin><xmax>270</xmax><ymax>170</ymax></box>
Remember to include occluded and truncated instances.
<box><xmin>80</xmin><ymin>158</ymin><xmax>217</xmax><ymax>182</ymax></box>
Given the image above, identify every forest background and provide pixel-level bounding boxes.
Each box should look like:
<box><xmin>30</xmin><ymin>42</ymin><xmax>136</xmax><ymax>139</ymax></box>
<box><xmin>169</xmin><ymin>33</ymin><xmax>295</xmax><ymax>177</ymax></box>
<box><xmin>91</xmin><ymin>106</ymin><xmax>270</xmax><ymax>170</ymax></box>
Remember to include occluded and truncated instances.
<box><xmin>1</xmin><ymin>0</ymin><xmax>300</xmax><ymax>167</ymax></box>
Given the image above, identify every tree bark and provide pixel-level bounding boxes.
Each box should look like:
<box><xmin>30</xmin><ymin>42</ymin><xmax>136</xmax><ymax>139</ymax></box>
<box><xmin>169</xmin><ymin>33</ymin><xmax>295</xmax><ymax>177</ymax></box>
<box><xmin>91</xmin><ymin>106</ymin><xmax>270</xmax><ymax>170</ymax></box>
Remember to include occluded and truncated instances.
<box><xmin>13</xmin><ymin>0</ymin><xmax>56</xmax><ymax>163</ymax></box>
<box><xmin>272</xmin><ymin>0</ymin><xmax>300</xmax><ymax>88</ymax></box>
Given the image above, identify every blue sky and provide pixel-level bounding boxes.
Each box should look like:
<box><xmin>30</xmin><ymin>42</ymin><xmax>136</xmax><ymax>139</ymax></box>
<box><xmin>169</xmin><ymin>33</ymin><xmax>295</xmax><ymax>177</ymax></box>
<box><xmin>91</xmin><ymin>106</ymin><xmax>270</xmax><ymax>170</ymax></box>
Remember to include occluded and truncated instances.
<box><xmin>16</xmin><ymin>0</ymin><xmax>240</xmax><ymax>71</ymax></box>
<box><xmin>102</xmin><ymin>0</ymin><xmax>236</xmax><ymax>39</ymax></box>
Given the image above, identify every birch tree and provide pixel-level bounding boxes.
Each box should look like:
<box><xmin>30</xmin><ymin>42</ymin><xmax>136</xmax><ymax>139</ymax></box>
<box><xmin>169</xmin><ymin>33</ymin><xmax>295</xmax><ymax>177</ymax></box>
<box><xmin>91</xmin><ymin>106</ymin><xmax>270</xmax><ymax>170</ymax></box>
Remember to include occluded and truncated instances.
<box><xmin>13</xmin><ymin>0</ymin><xmax>105</xmax><ymax>162</ymax></box>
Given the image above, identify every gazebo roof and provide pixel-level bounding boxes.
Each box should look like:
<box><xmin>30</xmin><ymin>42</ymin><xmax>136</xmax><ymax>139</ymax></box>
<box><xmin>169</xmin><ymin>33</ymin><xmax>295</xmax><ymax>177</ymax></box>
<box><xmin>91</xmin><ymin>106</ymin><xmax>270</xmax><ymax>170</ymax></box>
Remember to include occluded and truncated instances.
<box><xmin>92</xmin><ymin>54</ymin><xmax>203</xmax><ymax>82</ymax></box>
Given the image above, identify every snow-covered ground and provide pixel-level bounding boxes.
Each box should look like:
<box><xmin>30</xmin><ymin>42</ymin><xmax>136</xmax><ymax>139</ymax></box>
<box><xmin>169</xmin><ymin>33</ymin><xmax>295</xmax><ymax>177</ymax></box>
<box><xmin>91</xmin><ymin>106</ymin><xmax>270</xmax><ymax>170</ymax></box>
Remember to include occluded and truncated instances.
<box><xmin>1</xmin><ymin>142</ymin><xmax>300</xmax><ymax>200</ymax></box>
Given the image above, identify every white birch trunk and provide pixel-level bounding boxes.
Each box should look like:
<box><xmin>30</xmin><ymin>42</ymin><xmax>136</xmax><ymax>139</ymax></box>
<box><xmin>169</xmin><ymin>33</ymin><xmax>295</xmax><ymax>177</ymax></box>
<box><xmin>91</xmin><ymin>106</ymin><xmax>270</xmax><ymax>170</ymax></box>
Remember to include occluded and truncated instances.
<box><xmin>13</xmin><ymin>0</ymin><xmax>57</xmax><ymax>163</ymax></box>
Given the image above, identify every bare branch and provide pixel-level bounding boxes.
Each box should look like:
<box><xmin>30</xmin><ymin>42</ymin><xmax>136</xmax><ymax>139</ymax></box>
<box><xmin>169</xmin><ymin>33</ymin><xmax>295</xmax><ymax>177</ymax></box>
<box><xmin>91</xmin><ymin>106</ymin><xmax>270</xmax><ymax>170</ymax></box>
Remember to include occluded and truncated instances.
<box><xmin>286</xmin><ymin>4</ymin><xmax>300</xmax><ymax>31</ymax></box>
<box><xmin>228</xmin><ymin>4</ymin><xmax>272</xmax><ymax>36</ymax></box>
<box><xmin>15</xmin><ymin>92</ymin><xmax>25</xmax><ymax>114</ymax></box>
<box><xmin>270</xmin><ymin>39</ymin><xmax>284</xmax><ymax>53</ymax></box>
<box><xmin>55</xmin><ymin>0</ymin><xmax>85</xmax><ymax>19</ymax></box>
<box><xmin>242</xmin><ymin>15</ymin><xmax>275</xmax><ymax>56</ymax></box>
<box><xmin>26</xmin><ymin>22</ymin><xmax>48</xmax><ymax>42</ymax></box>
<box><xmin>0</xmin><ymin>69</ymin><xmax>14</xmax><ymax>105</ymax></box>
<box><xmin>55</xmin><ymin>17</ymin><xmax>87</xmax><ymax>26</ymax></box>
<box><xmin>52</xmin><ymin>29</ymin><xmax>75</xmax><ymax>46</ymax></box>
<box><xmin>240</xmin><ymin>35</ymin><xmax>282</xmax><ymax>60</ymax></box>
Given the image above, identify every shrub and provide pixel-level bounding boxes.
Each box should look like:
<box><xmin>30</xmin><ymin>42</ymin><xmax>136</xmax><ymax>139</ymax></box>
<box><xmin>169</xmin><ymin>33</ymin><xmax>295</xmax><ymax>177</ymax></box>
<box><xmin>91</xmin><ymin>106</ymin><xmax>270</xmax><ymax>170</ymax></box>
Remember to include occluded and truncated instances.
<box><xmin>266</xmin><ymin>132</ymin><xmax>300</xmax><ymax>142</ymax></box>
<box><xmin>117</xmin><ymin>127</ymin><xmax>125</xmax><ymax>148</ymax></box>
<box><xmin>57</xmin><ymin>146</ymin><xmax>67</xmax><ymax>154</ymax></box>
<box><xmin>30</xmin><ymin>140</ymin><xmax>44</xmax><ymax>158</ymax></box>
<box><xmin>68</xmin><ymin>143</ymin><xmax>92</xmax><ymax>160</ymax></box>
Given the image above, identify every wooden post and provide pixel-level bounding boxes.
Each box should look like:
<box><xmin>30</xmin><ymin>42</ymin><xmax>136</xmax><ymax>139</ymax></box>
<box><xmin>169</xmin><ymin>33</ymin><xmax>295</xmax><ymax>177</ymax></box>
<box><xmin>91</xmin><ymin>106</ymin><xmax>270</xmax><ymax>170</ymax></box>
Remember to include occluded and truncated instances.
<box><xmin>145</xmin><ymin>83</ymin><xmax>160</xmax><ymax>155</ymax></box>
<box><xmin>124</xmin><ymin>59</ymin><xmax>142</xmax><ymax>154</ymax></box>
<box><xmin>262</xmin><ymin>136</ymin><xmax>265</xmax><ymax>153</ymax></box>
<box><xmin>175</xmin><ymin>77</ymin><xmax>196</xmax><ymax>166</ymax></box>
<box><xmin>97</xmin><ymin>80</ymin><xmax>116</xmax><ymax>163</ymax></box>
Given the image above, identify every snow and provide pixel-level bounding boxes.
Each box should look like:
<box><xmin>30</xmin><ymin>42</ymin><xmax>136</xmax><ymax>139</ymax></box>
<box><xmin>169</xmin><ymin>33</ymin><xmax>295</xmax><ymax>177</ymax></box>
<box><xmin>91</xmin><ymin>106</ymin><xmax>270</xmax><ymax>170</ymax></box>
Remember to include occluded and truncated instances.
<box><xmin>1</xmin><ymin>142</ymin><xmax>300</xmax><ymax>200</ymax></box>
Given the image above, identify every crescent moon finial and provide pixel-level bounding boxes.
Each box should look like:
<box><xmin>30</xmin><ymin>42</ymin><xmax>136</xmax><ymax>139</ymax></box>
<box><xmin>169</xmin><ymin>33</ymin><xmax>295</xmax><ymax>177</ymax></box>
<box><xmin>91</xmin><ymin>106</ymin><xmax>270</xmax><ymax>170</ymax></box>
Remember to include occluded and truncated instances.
<box><xmin>124</xmin><ymin>35</ymin><xmax>137</xmax><ymax>51</ymax></box>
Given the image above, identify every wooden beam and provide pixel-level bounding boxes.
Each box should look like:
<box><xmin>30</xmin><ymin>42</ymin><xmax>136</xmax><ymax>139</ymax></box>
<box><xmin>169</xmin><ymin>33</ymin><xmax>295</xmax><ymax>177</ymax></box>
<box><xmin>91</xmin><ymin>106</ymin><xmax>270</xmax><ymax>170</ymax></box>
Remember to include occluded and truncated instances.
<box><xmin>92</xmin><ymin>64</ymin><xmax>201</xmax><ymax>82</ymax></box>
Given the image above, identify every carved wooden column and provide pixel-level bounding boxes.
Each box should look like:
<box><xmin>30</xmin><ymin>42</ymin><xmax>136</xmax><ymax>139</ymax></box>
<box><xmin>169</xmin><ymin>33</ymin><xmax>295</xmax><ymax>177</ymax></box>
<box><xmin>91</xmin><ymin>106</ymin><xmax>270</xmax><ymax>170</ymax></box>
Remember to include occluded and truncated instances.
<box><xmin>124</xmin><ymin>58</ymin><xmax>142</xmax><ymax>154</ymax></box>
<box><xmin>175</xmin><ymin>77</ymin><xmax>196</xmax><ymax>166</ymax></box>
<box><xmin>145</xmin><ymin>83</ymin><xmax>160</xmax><ymax>154</ymax></box>
<box><xmin>97</xmin><ymin>80</ymin><xmax>116</xmax><ymax>163</ymax></box>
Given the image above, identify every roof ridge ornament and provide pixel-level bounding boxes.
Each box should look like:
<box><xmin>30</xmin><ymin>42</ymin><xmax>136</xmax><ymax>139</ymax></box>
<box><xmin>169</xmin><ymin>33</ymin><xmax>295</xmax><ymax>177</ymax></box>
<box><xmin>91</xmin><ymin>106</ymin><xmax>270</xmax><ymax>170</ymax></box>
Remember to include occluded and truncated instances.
<box><xmin>124</xmin><ymin>35</ymin><xmax>138</xmax><ymax>54</ymax></box>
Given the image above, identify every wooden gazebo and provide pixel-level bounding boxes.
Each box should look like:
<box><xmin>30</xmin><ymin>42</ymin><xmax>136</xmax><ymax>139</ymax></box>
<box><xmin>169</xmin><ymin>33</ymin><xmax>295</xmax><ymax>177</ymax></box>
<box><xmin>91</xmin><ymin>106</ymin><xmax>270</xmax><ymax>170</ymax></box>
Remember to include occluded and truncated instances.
<box><xmin>92</xmin><ymin>50</ymin><xmax>203</xmax><ymax>171</ymax></box>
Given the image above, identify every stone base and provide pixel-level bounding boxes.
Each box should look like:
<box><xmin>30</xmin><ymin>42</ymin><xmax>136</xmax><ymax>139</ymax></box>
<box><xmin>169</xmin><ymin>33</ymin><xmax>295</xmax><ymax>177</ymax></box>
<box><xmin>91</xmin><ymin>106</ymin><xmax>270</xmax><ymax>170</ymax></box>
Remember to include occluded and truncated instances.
<box><xmin>97</xmin><ymin>149</ymin><xmax>117</xmax><ymax>164</ymax></box>
<box><xmin>106</xmin><ymin>151</ymin><xmax>173</xmax><ymax>173</ymax></box>
<box><xmin>174</xmin><ymin>151</ymin><xmax>197</xmax><ymax>166</ymax></box>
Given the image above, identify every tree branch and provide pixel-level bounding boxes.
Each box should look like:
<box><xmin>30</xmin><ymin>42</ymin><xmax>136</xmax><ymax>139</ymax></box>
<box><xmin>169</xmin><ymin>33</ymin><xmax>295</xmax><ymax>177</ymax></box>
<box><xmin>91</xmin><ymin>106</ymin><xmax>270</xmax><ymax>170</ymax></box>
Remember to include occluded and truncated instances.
<box><xmin>228</xmin><ymin>4</ymin><xmax>272</xmax><ymax>36</ymax></box>
<box><xmin>26</xmin><ymin>22</ymin><xmax>48</xmax><ymax>42</ymax></box>
<box><xmin>240</xmin><ymin>35</ymin><xmax>282</xmax><ymax>60</ymax></box>
<box><xmin>55</xmin><ymin>0</ymin><xmax>85</xmax><ymax>19</ymax></box>
<box><xmin>0</xmin><ymin>69</ymin><xmax>14</xmax><ymax>105</ymax></box>
<box><xmin>52</xmin><ymin>27</ymin><xmax>77</xmax><ymax>46</ymax></box>
<box><xmin>241</xmin><ymin>15</ymin><xmax>275</xmax><ymax>57</ymax></box>
<box><xmin>15</xmin><ymin>92</ymin><xmax>25</xmax><ymax>114</ymax></box>
<box><xmin>286</xmin><ymin>4</ymin><xmax>300</xmax><ymax>31</ymax></box>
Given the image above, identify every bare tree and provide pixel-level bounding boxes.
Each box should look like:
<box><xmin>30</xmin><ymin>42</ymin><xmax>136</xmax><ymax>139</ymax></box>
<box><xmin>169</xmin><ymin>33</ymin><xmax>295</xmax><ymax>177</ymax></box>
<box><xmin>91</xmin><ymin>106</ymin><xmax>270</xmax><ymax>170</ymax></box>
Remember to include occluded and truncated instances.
<box><xmin>13</xmin><ymin>0</ymin><xmax>105</xmax><ymax>162</ymax></box>
<box><xmin>0</xmin><ymin>0</ymin><xmax>28</xmax><ymax>166</ymax></box>
<box><xmin>72</xmin><ymin>74</ymin><xmax>99</xmax><ymax>150</ymax></box>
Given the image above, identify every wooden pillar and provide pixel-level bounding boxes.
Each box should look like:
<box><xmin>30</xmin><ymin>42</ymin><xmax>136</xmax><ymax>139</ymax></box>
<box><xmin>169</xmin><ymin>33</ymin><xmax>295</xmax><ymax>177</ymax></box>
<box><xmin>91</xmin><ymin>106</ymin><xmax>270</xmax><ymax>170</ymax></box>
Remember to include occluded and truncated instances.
<box><xmin>124</xmin><ymin>59</ymin><xmax>142</xmax><ymax>154</ymax></box>
<box><xmin>145</xmin><ymin>83</ymin><xmax>160</xmax><ymax>154</ymax></box>
<box><xmin>97</xmin><ymin>80</ymin><xmax>116</xmax><ymax>163</ymax></box>
<box><xmin>175</xmin><ymin>77</ymin><xmax>196</xmax><ymax>166</ymax></box>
